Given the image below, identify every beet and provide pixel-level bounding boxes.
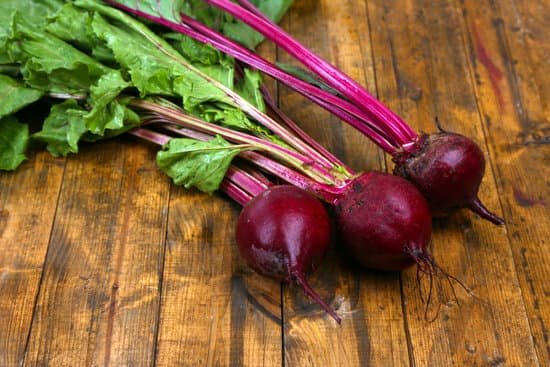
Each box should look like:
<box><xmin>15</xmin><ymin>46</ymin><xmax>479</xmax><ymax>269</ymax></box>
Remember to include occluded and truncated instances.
<box><xmin>335</xmin><ymin>172</ymin><xmax>432</xmax><ymax>271</ymax></box>
<box><xmin>235</xmin><ymin>185</ymin><xmax>341</xmax><ymax>323</ymax></box>
<box><xmin>393</xmin><ymin>132</ymin><xmax>504</xmax><ymax>224</ymax></box>
<box><xmin>334</xmin><ymin>172</ymin><xmax>471</xmax><ymax>320</ymax></box>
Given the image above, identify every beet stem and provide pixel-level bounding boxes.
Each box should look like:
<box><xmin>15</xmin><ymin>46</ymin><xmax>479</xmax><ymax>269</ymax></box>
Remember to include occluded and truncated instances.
<box><xmin>131</xmin><ymin>99</ymin><xmax>338</xmax><ymax>183</ymax></box>
<box><xmin>292</xmin><ymin>272</ymin><xmax>342</xmax><ymax>324</ymax></box>
<box><xmin>202</xmin><ymin>0</ymin><xmax>417</xmax><ymax>144</ymax></box>
<box><xmin>220</xmin><ymin>179</ymin><xmax>254</xmax><ymax>205</ymax></box>
<box><xmin>258</xmin><ymin>82</ymin><xmax>353</xmax><ymax>170</ymax></box>
<box><xmin>225</xmin><ymin>166</ymin><xmax>270</xmax><ymax>197</ymax></box>
<box><xmin>143</xmin><ymin>116</ymin><xmax>348</xmax><ymax>204</ymax></box>
<box><xmin>129</xmin><ymin>128</ymin><xmax>171</xmax><ymax>145</ymax></box>
<box><xmin>177</xmin><ymin>12</ymin><xmax>399</xmax><ymax>151</ymax></box>
<box><xmin>468</xmin><ymin>198</ymin><xmax>505</xmax><ymax>225</ymax></box>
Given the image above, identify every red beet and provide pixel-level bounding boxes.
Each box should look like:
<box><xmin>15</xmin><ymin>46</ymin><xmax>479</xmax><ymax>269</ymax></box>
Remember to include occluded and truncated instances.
<box><xmin>335</xmin><ymin>172</ymin><xmax>432</xmax><ymax>271</ymax></box>
<box><xmin>335</xmin><ymin>172</ymin><xmax>470</xmax><ymax>320</ymax></box>
<box><xmin>235</xmin><ymin>185</ymin><xmax>341</xmax><ymax>323</ymax></box>
<box><xmin>393</xmin><ymin>132</ymin><xmax>503</xmax><ymax>224</ymax></box>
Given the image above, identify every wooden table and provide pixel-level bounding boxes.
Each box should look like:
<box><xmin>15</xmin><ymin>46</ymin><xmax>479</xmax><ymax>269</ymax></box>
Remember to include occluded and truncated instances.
<box><xmin>1</xmin><ymin>0</ymin><xmax>548</xmax><ymax>365</ymax></box>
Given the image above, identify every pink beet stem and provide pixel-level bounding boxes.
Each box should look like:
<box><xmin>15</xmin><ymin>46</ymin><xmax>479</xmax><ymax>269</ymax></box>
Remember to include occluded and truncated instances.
<box><xmin>202</xmin><ymin>0</ymin><xmax>418</xmax><ymax>144</ymax></box>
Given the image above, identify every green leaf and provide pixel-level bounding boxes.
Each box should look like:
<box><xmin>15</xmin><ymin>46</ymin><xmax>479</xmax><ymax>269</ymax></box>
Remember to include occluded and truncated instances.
<box><xmin>45</xmin><ymin>3</ymin><xmax>115</xmax><ymax>63</ymax></box>
<box><xmin>156</xmin><ymin>136</ymin><xmax>250</xmax><ymax>193</ymax></box>
<box><xmin>32</xmin><ymin>100</ymin><xmax>88</xmax><ymax>157</ymax></box>
<box><xmin>0</xmin><ymin>0</ymin><xmax>64</xmax><ymax>64</ymax></box>
<box><xmin>0</xmin><ymin>116</ymin><xmax>29</xmax><ymax>170</ymax></box>
<box><xmin>82</xmin><ymin>3</ymin><xmax>238</xmax><ymax>110</ymax></box>
<box><xmin>235</xmin><ymin>68</ymin><xmax>265</xmax><ymax>111</ymax></box>
<box><xmin>87</xmin><ymin>10</ymin><xmax>176</xmax><ymax>96</ymax></box>
<box><xmin>0</xmin><ymin>0</ymin><xmax>63</xmax><ymax>35</ymax></box>
<box><xmin>164</xmin><ymin>33</ymin><xmax>235</xmax><ymax>88</ymax></box>
<box><xmin>46</xmin><ymin>3</ymin><xmax>95</xmax><ymax>47</ymax></box>
<box><xmin>79</xmin><ymin>0</ymin><xmax>281</xmax><ymax>141</ymax></box>
<box><xmin>87</xmin><ymin>7</ymin><xmax>234</xmax><ymax>108</ymax></box>
<box><xmin>85</xmin><ymin>71</ymin><xmax>132</xmax><ymax>135</ymax></box>
<box><xmin>0</xmin><ymin>74</ymin><xmax>43</xmax><ymax>119</ymax></box>
<box><xmin>6</xmin><ymin>11</ymin><xmax>111</xmax><ymax>94</ymax></box>
<box><xmin>165</xmin><ymin>33</ymin><xmax>227</xmax><ymax>66</ymax></box>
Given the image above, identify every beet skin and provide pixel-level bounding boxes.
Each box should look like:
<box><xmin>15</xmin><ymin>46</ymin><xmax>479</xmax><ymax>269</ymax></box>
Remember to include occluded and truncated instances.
<box><xmin>335</xmin><ymin>172</ymin><xmax>432</xmax><ymax>271</ymax></box>
<box><xmin>235</xmin><ymin>185</ymin><xmax>340</xmax><ymax>322</ymax></box>
<box><xmin>393</xmin><ymin>132</ymin><xmax>503</xmax><ymax>224</ymax></box>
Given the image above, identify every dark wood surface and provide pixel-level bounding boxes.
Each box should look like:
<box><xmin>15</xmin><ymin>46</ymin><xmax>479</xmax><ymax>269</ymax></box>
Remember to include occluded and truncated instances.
<box><xmin>1</xmin><ymin>0</ymin><xmax>548</xmax><ymax>366</ymax></box>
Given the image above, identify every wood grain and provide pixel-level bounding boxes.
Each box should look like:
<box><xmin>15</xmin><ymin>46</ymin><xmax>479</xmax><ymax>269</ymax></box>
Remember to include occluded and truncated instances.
<box><xmin>23</xmin><ymin>139</ymin><xmax>169</xmax><ymax>366</ymax></box>
<box><xmin>366</xmin><ymin>0</ymin><xmax>540</xmax><ymax>365</ymax></box>
<box><xmin>0</xmin><ymin>152</ymin><xmax>65</xmax><ymax>366</ymax></box>
<box><xmin>0</xmin><ymin>1</ymin><xmax>548</xmax><ymax>366</ymax></box>
<box><xmin>154</xmin><ymin>189</ymin><xmax>282</xmax><ymax>367</ymax></box>
<box><xmin>459</xmin><ymin>0</ymin><xmax>550</xmax><ymax>364</ymax></box>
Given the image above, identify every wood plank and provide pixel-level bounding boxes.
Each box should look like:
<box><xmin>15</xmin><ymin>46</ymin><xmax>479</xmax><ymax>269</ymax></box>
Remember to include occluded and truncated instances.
<box><xmin>0</xmin><ymin>1</ymin><xmax>547</xmax><ymax>365</ymax></box>
<box><xmin>154</xmin><ymin>40</ymin><xmax>283</xmax><ymax>367</ymax></box>
<box><xmin>0</xmin><ymin>152</ymin><xmax>65</xmax><ymax>366</ymax></box>
<box><xmin>154</xmin><ymin>189</ymin><xmax>282</xmax><ymax>367</ymax></box>
<box><xmin>459</xmin><ymin>0</ymin><xmax>550</xmax><ymax>364</ymax></box>
<box><xmin>279</xmin><ymin>1</ymin><xmax>410</xmax><ymax>366</ymax></box>
<box><xmin>366</xmin><ymin>0</ymin><xmax>540</xmax><ymax>365</ymax></box>
<box><xmin>24</xmin><ymin>138</ymin><xmax>169</xmax><ymax>366</ymax></box>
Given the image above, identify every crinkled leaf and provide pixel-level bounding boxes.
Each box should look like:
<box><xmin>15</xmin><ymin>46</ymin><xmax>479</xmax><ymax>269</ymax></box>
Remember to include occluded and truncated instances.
<box><xmin>88</xmin><ymin>10</ymin><xmax>175</xmax><ymax>96</ymax></box>
<box><xmin>46</xmin><ymin>3</ymin><xmax>115</xmax><ymax>63</ymax></box>
<box><xmin>85</xmin><ymin>71</ymin><xmax>132</xmax><ymax>135</ymax></box>
<box><xmin>46</xmin><ymin>3</ymin><xmax>95</xmax><ymax>47</ymax></box>
<box><xmin>33</xmin><ymin>95</ymin><xmax>139</xmax><ymax>157</ymax></box>
<box><xmin>0</xmin><ymin>0</ymin><xmax>63</xmax><ymax>35</ymax></box>
<box><xmin>81</xmin><ymin>107</ymin><xmax>140</xmax><ymax>143</ymax></box>
<box><xmin>0</xmin><ymin>116</ymin><xmax>29</xmax><ymax>170</ymax></box>
<box><xmin>156</xmin><ymin>136</ymin><xmax>250</xmax><ymax>193</ymax></box>
<box><xmin>0</xmin><ymin>0</ymin><xmax>64</xmax><ymax>64</ymax></box>
<box><xmin>164</xmin><ymin>33</ymin><xmax>235</xmax><ymax>88</ymax></box>
<box><xmin>6</xmin><ymin>11</ymin><xmax>110</xmax><ymax>94</ymax></box>
<box><xmin>79</xmin><ymin>1</ymin><xmax>285</xmax><ymax>141</ymax></box>
<box><xmin>165</xmin><ymin>33</ymin><xmax>228</xmax><ymax>66</ymax></box>
<box><xmin>235</xmin><ymin>68</ymin><xmax>265</xmax><ymax>111</ymax></box>
<box><xmin>111</xmin><ymin>0</ymin><xmax>187</xmax><ymax>23</ymax></box>
<box><xmin>86</xmin><ymin>6</ymin><xmax>234</xmax><ymax>109</ymax></box>
<box><xmin>0</xmin><ymin>74</ymin><xmax>43</xmax><ymax>119</ymax></box>
<box><xmin>32</xmin><ymin>100</ymin><xmax>88</xmax><ymax>157</ymax></box>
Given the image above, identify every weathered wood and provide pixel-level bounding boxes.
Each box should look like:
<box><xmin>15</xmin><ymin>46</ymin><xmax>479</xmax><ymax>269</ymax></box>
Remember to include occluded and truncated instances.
<box><xmin>154</xmin><ymin>189</ymin><xmax>282</xmax><ymax>367</ymax></box>
<box><xmin>366</xmin><ymin>0</ymin><xmax>540</xmax><ymax>365</ymax></box>
<box><xmin>23</xmin><ymin>139</ymin><xmax>169</xmax><ymax>366</ymax></box>
<box><xmin>0</xmin><ymin>152</ymin><xmax>65</xmax><ymax>366</ymax></box>
<box><xmin>459</xmin><ymin>0</ymin><xmax>550</xmax><ymax>364</ymax></box>
<box><xmin>0</xmin><ymin>1</ymin><xmax>548</xmax><ymax>366</ymax></box>
<box><xmin>279</xmin><ymin>1</ymin><xmax>409</xmax><ymax>366</ymax></box>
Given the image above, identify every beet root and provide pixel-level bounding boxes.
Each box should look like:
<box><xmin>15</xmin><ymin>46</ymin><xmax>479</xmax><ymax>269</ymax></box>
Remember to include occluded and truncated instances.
<box><xmin>393</xmin><ymin>132</ymin><xmax>504</xmax><ymax>225</ymax></box>
<box><xmin>334</xmin><ymin>172</ymin><xmax>433</xmax><ymax>271</ymax></box>
<box><xmin>335</xmin><ymin>172</ymin><xmax>470</xmax><ymax>319</ymax></box>
<box><xmin>235</xmin><ymin>185</ymin><xmax>341</xmax><ymax>323</ymax></box>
